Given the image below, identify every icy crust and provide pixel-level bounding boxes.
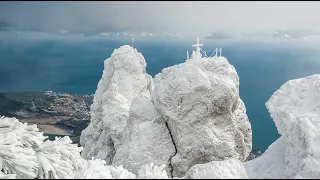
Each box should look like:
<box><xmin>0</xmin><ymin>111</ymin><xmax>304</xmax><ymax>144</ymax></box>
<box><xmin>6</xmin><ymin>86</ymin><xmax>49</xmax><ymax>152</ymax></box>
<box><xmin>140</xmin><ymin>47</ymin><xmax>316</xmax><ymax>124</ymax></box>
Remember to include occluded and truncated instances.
<box><xmin>266</xmin><ymin>74</ymin><xmax>320</xmax><ymax>178</ymax></box>
<box><xmin>80</xmin><ymin>45</ymin><xmax>175</xmax><ymax>175</ymax></box>
<box><xmin>112</xmin><ymin>96</ymin><xmax>175</xmax><ymax>175</ymax></box>
<box><xmin>80</xmin><ymin>45</ymin><xmax>152</xmax><ymax>161</ymax></box>
<box><xmin>244</xmin><ymin>136</ymin><xmax>286</xmax><ymax>179</ymax></box>
<box><xmin>0</xmin><ymin>116</ymin><xmax>40</xmax><ymax>179</ymax></box>
<box><xmin>183</xmin><ymin>158</ymin><xmax>248</xmax><ymax>179</ymax></box>
<box><xmin>245</xmin><ymin>74</ymin><xmax>320</xmax><ymax>178</ymax></box>
<box><xmin>0</xmin><ymin>115</ymin><xmax>172</xmax><ymax>179</ymax></box>
<box><xmin>152</xmin><ymin>57</ymin><xmax>252</xmax><ymax>177</ymax></box>
<box><xmin>0</xmin><ymin>116</ymin><xmax>83</xmax><ymax>179</ymax></box>
<box><xmin>137</xmin><ymin>163</ymin><xmax>169</xmax><ymax>179</ymax></box>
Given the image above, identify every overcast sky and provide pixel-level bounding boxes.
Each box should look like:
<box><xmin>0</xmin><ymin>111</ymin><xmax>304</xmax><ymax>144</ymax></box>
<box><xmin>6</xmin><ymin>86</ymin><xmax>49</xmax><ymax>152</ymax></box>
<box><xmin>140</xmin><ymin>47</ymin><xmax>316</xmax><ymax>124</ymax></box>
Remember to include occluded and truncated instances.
<box><xmin>1</xmin><ymin>1</ymin><xmax>320</xmax><ymax>34</ymax></box>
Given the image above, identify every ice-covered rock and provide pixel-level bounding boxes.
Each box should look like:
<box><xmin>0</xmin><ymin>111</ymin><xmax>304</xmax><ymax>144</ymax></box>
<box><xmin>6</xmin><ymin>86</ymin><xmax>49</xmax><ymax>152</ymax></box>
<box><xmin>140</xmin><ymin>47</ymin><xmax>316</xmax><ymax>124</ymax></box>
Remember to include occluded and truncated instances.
<box><xmin>80</xmin><ymin>45</ymin><xmax>175</xmax><ymax>175</ymax></box>
<box><xmin>75</xmin><ymin>158</ymin><xmax>113</xmax><ymax>179</ymax></box>
<box><xmin>152</xmin><ymin>56</ymin><xmax>252</xmax><ymax>177</ymax></box>
<box><xmin>183</xmin><ymin>158</ymin><xmax>248</xmax><ymax>179</ymax></box>
<box><xmin>137</xmin><ymin>163</ymin><xmax>169</xmax><ymax>179</ymax></box>
<box><xmin>80</xmin><ymin>43</ymin><xmax>252</xmax><ymax>178</ymax></box>
<box><xmin>109</xmin><ymin>165</ymin><xmax>136</xmax><ymax>179</ymax></box>
<box><xmin>245</xmin><ymin>74</ymin><xmax>320</xmax><ymax>179</ymax></box>
<box><xmin>112</xmin><ymin>96</ymin><xmax>175</xmax><ymax>175</ymax></box>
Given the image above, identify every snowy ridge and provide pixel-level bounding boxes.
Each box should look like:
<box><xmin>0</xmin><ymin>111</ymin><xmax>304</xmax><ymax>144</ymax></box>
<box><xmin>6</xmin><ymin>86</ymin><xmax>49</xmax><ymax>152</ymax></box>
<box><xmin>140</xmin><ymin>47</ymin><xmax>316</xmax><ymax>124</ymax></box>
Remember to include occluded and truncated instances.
<box><xmin>244</xmin><ymin>136</ymin><xmax>286</xmax><ymax>179</ymax></box>
<box><xmin>245</xmin><ymin>74</ymin><xmax>320</xmax><ymax>178</ymax></box>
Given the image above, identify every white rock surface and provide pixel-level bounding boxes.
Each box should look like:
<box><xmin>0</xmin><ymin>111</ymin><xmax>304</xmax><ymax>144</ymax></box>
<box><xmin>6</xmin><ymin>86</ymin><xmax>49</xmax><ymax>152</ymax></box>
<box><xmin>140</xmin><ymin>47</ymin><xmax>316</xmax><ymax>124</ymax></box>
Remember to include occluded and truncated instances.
<box><xmin>152</xmin><ymin>57</ymin><xmax>252</xmax><ymax>177</ymax></box>
<box><xmin>183</xmin><ymin>158</ymin><xmax>248</xmax><ymax>179</ymax></box>
<box><xmin>80</xmin><ymin>45</ymin><xmax>175</xmax><ymax>175</ymax></box>
<box><xmin>245</xmin><ymin>74</ymin><xmax>320</xmax><ymax>179</ymax></box>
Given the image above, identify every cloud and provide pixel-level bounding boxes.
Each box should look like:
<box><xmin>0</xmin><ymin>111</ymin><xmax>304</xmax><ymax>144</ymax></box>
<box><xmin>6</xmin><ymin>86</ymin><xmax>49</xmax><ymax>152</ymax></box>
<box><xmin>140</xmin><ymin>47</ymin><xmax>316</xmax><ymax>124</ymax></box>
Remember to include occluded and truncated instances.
<box><xmin>1</xmin><ymin>1</ymin><xmax>320</xmax><ymax>34</ymax></box>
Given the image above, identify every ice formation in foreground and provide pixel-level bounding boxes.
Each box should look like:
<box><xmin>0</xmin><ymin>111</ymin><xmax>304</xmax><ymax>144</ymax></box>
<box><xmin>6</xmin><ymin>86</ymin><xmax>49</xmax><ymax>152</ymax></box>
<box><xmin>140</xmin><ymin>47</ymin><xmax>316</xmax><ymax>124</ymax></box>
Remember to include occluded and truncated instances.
<box><xmin>244</xmin><ymin>74</ymin><xmax>320</xmax><ymax>178</ymax></box>
<box><xmin>0</xmin><ymin>116</ymin><xmax>171</xmax><ymax>179</ymax></box>
<box><xmin>0</xmin><ymin>116</ymin><xmax>84</xmax><ymax>179</ymax></box>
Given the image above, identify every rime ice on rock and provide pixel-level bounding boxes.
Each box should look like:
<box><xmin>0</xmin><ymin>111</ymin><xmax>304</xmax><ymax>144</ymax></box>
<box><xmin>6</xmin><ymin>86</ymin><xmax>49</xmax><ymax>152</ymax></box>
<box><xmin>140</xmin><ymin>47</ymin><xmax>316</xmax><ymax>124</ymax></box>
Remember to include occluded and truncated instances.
<box><xmin>152</xmin><ymin>38</ymin><xmax>252</xmax><ymax>177</ymax></box>
<box><xmin>183</xmin><ymin>159</ymin><xmax>248</xmax><ymax>179</ymax></box>
<box><xmin>80</xmin><ymin>45</ymin><xmax>175</xmax><ymax>175</ymax></box>
<box><xmin>81</xmin><ymin>39</ymin><xmax>251</xmax><ymax>178</ymax></box>
<box><xmin>244</xmin><ymin>74</ymin><xmax>320</xmax><ymax>179</ymax></box>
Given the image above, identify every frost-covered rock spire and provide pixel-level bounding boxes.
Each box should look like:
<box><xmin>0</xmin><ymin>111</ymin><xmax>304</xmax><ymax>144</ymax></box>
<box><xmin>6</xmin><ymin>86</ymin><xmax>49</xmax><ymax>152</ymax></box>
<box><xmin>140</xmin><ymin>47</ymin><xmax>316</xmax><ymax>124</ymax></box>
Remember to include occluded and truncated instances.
<box><xmin>80</xmin><ymin>40</ymin><xmax>252</xmax><ymax>178</ymax></box>
<box><xmin>80</xmin><ymin>45</ymin><xmax>175</xmax><ymax>176</ymax></box>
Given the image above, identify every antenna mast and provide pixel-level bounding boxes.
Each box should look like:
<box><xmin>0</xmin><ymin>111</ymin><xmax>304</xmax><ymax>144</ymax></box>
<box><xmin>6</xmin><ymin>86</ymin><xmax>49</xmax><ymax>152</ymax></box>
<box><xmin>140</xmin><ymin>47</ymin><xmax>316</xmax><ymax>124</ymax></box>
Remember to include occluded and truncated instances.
<box><xmin>132</xmin><ymin>37</ymin><xmax>135</xmax><ymax>48</ymax></box>
<box><xmin>187</xmin><ymin>50</ymin><xmax>189</xmax><ymax>60</ymax></box>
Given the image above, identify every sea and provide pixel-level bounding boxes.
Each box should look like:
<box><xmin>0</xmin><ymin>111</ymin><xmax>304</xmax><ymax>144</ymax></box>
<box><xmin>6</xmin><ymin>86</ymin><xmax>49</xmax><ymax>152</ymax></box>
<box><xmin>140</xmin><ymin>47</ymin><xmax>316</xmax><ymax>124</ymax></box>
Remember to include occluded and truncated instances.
<box><xmin>1</xmin><ymin>35</ymin><xmax>320</xmax><ymax>150</ymax></box>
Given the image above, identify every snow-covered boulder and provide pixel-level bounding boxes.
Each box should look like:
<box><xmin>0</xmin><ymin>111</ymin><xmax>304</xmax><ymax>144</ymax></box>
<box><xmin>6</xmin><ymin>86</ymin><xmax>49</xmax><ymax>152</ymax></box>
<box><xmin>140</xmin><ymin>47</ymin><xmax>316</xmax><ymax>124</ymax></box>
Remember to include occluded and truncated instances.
<box><xmin>152</xmin><ymin>57</ymin><xmax>252</xmax><ymax>177</ymax></box>
<box><xmin>183</xmin><ymin>158</ymin><xmax>248</xmax><ymax>179</ymax></box>
<box><xmin>245</xmin><ymin>74</ymin><xmax>320</xmax><ymax>178</ymax></box>
<box><xmin>80</xmin><ymin>45</ymin><xmax>175</xmax><ymax>175</ymax></box>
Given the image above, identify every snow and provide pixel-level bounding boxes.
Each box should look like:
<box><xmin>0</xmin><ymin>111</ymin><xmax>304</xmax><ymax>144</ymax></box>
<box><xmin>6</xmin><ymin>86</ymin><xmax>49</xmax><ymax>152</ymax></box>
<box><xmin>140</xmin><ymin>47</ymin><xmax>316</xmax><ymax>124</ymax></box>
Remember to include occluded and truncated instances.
<box><xmin>109</xmin><ymin>165</ymin><xmax>137</xmax><ymax>179</ymax></box>
<box><xmin>76</xmin><ymin>158</ymin><xmax>113</xmax><ymax>179</ymax></box>
<box><xmin>0</xmin><ymin>116</ymin><xmax>41</xmax><ymax>179</ymax></box>
<box><xmin>152</xmin><ymin>56</ymin><xmax>252</xmax><ymax>177</ymax></box>
<box><xmin>245</xmin><ymin>74</ymin><xmax>320</xmax><ymax>178</ymax></box>
<box><xmin>183</xmin><ymin>158</ymin><xmax>248</xmax><ymax>179</ymax></box>
<box><xmin>0</xmin><ymin>116</ymin><xmax>87</xmax><ymax>179</ymax></box>
<box><xmin>36</xmin><ymin>136</ymin><xmax>83</xmax><ymax>179</ymax></box>
<box><xmin>0</xmin><ymin>115</ymin><xmax>171</xmax><ymax>179</ymax></box>
<box><xmin>0</xmin><ymin>171</ymin><xmax>16</xmax><ymax>179</ymax></box>
<box><xmin>112</xmin><ymin>96</ymin><xmax>175</xmax><ymax>175</ymax></box>
<box><xmin>137</xmin><ymin>163</ymin><xmax>169</xmax><ymax>179</ymax></box>
<box><xmin>80</xmin><ymin>45</ymin><xmax>175</xmax><ymax>175</ymax></box>
<box><xmin>244</xmin><ymin>136</ymin><xmax>286</xmax><ymax>179</ymax></box>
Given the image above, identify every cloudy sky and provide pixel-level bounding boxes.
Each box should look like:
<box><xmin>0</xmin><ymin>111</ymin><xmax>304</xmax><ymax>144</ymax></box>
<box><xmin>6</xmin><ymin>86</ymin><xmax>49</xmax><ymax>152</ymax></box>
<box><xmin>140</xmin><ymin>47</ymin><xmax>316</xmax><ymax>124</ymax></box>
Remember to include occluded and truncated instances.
<box><xmin>1</xmin><ymin>1</ymin><xmax>320</xmax><ymax>34</ymax></box>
